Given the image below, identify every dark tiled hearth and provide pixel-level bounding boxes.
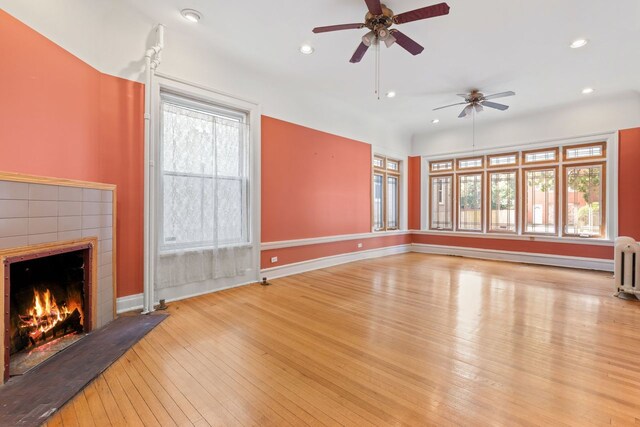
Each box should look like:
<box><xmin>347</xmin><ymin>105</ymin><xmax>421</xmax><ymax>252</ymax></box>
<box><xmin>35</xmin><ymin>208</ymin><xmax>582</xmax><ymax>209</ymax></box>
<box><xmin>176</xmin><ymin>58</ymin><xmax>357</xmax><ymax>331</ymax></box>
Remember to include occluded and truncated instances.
<box><xmin>0</xmin><ymin>313</ymin><xmax>167</xmax><ymax>426</ymax></box>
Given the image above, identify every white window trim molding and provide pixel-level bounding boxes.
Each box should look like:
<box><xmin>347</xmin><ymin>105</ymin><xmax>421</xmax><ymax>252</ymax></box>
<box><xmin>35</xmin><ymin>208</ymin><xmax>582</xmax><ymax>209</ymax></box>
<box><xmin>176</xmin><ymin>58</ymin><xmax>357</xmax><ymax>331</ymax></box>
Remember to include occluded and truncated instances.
<box><xmin>421</xmin><ymin>130</ymin><xmax>618</xmax><ymax>241</ymax></box>
<box><xmin>152</xmin><ymin>73</ymin><xmax>262</xmax><ymax>290</ymax></box>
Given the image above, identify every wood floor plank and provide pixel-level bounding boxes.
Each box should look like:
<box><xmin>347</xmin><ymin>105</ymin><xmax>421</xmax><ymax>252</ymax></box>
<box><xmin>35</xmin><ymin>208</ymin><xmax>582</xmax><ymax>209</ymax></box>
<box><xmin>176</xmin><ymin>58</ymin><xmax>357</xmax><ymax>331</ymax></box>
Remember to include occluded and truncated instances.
<box><xmin>48</xmin><ymin>253</ymin><xmax>640</xmax><ymax>426</ymax></box>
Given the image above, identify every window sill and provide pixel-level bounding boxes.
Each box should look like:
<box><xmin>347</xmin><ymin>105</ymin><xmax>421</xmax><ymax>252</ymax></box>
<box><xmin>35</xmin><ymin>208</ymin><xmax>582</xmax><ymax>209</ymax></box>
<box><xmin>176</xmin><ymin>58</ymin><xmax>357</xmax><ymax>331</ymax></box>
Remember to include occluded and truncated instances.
<box><xmin>411</xmin><ymin>230</ymin><xmax>614</xmax><ymax>246</ymax></box>
<box><xmin>159</xmin><ymin>242</ymin><xmax>253</xmax><ymax>256</ymax></box>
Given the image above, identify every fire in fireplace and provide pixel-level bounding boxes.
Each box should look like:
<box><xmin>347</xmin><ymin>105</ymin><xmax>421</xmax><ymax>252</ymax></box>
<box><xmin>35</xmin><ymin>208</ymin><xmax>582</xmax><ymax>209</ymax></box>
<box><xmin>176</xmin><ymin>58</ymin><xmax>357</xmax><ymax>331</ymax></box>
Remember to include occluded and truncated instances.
<box><xmin>6</xmin><ymin>246</ymin><xmax>92</xmax><ymax>377</ymax></box>
<box><xmin>15</xmin><ymin>287</ymin><xmax>83</xmax><ymax>351</ymax></box>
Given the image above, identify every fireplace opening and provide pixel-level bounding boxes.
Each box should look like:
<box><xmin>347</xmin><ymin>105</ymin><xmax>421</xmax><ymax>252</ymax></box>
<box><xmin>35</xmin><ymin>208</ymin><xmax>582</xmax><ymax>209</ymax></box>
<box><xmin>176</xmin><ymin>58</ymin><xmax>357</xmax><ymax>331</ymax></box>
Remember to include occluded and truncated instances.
<box><xmin>6</xmin><ymin>245</ymin><xmax>93</xmax><ymax>378</ymax></box>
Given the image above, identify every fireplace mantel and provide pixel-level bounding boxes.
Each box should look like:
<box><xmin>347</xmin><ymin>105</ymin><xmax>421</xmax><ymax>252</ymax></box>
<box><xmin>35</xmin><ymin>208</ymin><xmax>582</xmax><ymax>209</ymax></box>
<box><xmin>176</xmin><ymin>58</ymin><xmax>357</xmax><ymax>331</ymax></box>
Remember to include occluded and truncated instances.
<box><xmin>0</xmin><ymin>172</ymin><xmax>117</xmax><ymax>382</ymax></box>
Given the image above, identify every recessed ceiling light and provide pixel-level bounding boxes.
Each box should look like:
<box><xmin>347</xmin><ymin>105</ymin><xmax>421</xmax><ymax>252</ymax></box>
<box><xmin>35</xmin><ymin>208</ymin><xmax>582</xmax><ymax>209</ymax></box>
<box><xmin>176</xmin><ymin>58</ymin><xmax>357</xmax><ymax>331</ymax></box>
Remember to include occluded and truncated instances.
<box><xmin>386</xmin><ymin>91</ymin><xmax>396</xmax><ymax>98</ymax></box>
<box><xmin>431</xmin><ymin>119</ymin><xmax>440</xmax><ymax>124</ymax></box>
<box><xmin>582</xmin><ymin>87</ymin><xmax>595</xmax><ymax>94</ymax></box>
<box><xmin>181</xmin><ymin>9</ymin><xmax>202</xmax><ymax>23</ymax></box>
<box><xmin>570</xmin><ymin>39</ymin><xmax>588</xmax><ymax>49</ymax></box>
<box><xmin>300</xmin><ymin>44</ymin><xmax>314</xmax><ymax>55</ymax></box>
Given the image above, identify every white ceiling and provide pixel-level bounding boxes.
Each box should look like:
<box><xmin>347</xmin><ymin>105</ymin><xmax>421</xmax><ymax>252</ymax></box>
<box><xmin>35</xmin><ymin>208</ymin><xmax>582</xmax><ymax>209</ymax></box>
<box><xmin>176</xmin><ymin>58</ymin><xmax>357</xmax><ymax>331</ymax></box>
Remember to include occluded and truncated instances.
<box><xmin>13</xmin><ymin>0</ymin><xmax>640</xmax><ymax>139</ymax></box>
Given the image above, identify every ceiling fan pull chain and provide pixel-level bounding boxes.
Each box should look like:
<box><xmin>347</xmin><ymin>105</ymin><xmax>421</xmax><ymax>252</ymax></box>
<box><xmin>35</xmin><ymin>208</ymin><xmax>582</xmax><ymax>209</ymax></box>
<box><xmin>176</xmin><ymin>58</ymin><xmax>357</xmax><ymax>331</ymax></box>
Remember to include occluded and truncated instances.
<box><xmin>472</xmin><ymin>108</ymin><xmax>476</xmax><ymax>152</ymax></box>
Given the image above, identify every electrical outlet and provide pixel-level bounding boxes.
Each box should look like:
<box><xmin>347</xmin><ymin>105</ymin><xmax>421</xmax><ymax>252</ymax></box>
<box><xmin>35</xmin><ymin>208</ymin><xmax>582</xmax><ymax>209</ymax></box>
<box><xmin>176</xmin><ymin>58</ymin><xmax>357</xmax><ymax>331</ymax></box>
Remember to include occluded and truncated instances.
<box><xmin>357</xmin><ymin>243</ymin><xmax>363</xmax><ymax>248</ymax></box>
<box><xmin>271</xmin><ymin>256</ymin><xmax>278</xmax><ymax>263</ymax></box>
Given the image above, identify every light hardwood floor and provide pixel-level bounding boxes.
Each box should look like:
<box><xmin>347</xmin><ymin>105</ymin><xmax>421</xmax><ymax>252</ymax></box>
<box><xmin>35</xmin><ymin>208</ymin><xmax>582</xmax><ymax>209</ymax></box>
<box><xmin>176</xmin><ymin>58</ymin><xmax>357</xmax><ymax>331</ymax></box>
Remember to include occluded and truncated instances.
<box><xmin>46</xmin><ymin>253</ymin><xmax>640</xmax><ymax>426</ymax></box>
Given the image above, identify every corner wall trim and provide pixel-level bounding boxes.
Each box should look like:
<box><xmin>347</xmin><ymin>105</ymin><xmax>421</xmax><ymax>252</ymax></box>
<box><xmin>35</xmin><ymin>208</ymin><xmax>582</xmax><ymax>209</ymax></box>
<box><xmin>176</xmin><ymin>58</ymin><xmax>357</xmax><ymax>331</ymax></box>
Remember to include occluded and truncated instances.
<box><xmin>261</xmin><ymin>244</ymin><xmax>411</xmax><ymax>279</ymax></box>
<box><xmin>411</xmin><ymin>243</ymin><xmax>614</xmax><ymax>272</ymax></box>
<box><xmin>116</xmin><ymin>293</ymin><xmax>143</xmax><ymax>314</ymax></box>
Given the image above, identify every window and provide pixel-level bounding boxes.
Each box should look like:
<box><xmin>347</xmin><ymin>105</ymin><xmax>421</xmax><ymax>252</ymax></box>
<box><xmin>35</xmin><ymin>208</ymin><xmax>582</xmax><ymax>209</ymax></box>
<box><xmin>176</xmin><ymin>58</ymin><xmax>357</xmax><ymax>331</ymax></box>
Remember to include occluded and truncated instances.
<box><xmin>488</xmin><ymin>171</ymin><xmax>517</xmax><ymax>233</ymax></box>
<box><xmin>457</xmin><ymin>173</ymin><xmax>483</xmax><ymax>231</ymax></box>
<box><xmin>160</xmin><ymin>92</ymin><xmax>249</xmax><ymax>250</ymax></box>
<box><xmin>426</xmin><ymin>140</ymin><xmax>610</xmax><ymax>239</ymax></box>
<box><xmin>488</xmin><ymin>153</ymin><xmax>518</xmax><ymax>168</ymax></box>
<box><xmin>373</xmin><ymin>155</ymin><xmax>401</xmax><ymax>231</ymax></box>
<box><xmin>563</xmin><ymin>142</ymin><xmax>605</xmax><ymax>161</ymax></box>
<box><xmin>523</xmin><ymin>148</ymin><xmax>558</xmax><ymax>164</ymax></box>
<box><xmin>457</xmin><ymin>157</ymin><xmax>483</xmax><ymax>171</ymax></box>
<box><xmin>430</xmin><ymin>175</ymin><xmax>453</xmax><ymax>230</ymax></box>
<box><xmin>564</xmin><ymin>163</ymin><xmax>605</xmax><ymax>237</ymax></box>
<box><xmin>430</xmin><ymin>160</ymin><xmax>453</xmax><ymax>173</ymax></box>
<box><xmin>524</xmin><ymin>168</ymin><xmax>557</xmax><ymax>234</ymax></box>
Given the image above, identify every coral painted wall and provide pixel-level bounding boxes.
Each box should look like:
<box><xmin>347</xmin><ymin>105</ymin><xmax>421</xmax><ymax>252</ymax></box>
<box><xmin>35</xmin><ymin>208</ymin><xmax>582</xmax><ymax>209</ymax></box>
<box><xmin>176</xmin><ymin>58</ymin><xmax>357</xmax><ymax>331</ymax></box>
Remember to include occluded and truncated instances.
<box><xmin>618</xmin><ymin>128</ymin><xmax>640</xmax><ymax>241</ymax></box>
<box><xmin>0</xmin><ymin>10</ymin><xmax>143</xmax><ymax>297</ymax></box>
<box><xmin>408</xmin><ymin>156</ymin><xmax>422</xmax><ymax>230</ymax></box>
<box><xmin>261</xmin><ymin>116</ymin><xmax>372</xmax><ymax>242</ymax></box>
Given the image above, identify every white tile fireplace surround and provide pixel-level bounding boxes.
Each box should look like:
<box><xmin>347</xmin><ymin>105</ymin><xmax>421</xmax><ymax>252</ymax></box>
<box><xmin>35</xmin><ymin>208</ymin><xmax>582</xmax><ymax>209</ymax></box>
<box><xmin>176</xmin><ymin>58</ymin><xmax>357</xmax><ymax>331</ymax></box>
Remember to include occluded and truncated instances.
<box><xmin>0</xmin><ymin>173</ymin><xmax>116</xmax><ymax>382</ymax></box>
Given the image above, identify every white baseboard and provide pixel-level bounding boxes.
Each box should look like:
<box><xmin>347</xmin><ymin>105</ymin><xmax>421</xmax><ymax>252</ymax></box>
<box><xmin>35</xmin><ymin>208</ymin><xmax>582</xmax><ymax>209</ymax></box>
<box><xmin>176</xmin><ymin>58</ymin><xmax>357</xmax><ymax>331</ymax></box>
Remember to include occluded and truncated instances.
<box><xmin>116</xmin><ymin>293</ymin><xmax>143</xmax><ymax>314</ymax></box>
<box><xmin>117</xmin><ymin>242</ymin><xmax>613</xmax><ymax>314</ymax></box>
<box><xmin>411</xmin><ymin>243</ymin><xmax>614</xmax><ymax>272</ymax></box>
<box><xmin>261</xmin><ymin>244</ymin><xmax>411</xmax><ymax>279</ymax></box>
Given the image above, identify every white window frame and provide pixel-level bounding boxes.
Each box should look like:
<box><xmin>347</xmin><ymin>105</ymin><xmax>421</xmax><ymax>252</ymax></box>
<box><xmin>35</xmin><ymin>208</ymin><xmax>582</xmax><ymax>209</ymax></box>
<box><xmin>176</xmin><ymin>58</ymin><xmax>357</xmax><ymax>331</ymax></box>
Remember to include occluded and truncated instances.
<box><xmin>159</xmin><ymin>91</ymin><xmax>249</xmax><ymax>252</ymax></box>
<box><xmin>152</xmin><ymin>74</ymin><xmax>261</xmax><ymax>266</ymax></box>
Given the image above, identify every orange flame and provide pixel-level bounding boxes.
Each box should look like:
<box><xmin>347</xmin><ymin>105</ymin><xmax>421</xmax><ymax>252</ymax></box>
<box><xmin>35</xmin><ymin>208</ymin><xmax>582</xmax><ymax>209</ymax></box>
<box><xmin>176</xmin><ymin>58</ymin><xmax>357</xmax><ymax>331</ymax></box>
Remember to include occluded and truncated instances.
<box><xmin>20</xmin><ymin>289</ymin><xmax>76</xmax><ymax>339</ymax></box>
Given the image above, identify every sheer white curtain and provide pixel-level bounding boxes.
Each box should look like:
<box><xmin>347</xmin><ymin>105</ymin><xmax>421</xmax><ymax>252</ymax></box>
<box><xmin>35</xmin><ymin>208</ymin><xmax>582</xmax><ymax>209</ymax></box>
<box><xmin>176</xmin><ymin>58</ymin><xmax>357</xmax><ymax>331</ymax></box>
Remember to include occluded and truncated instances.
<box><xmin>155</xmin><ymin>94</ymin><xmax>253</xmax><ymax>292</ymax></box>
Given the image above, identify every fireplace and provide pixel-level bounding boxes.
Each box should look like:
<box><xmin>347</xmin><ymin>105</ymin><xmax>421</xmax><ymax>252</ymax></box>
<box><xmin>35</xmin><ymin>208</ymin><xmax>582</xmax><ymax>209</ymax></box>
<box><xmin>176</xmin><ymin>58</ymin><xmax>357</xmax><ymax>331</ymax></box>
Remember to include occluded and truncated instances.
<box><xmin>1</xmin><ymin>239</ymin><xmax>98</xmax><ymax>381</ymax></box>
<box><xmin>6</xmin><ymin>244</ymin><xmax>94</xmax><ymax>379</ymax></box>
<box><xmin>0</xmin><ymin>174</ymin><xmax>117</xmax><ymax>383</ymax></box>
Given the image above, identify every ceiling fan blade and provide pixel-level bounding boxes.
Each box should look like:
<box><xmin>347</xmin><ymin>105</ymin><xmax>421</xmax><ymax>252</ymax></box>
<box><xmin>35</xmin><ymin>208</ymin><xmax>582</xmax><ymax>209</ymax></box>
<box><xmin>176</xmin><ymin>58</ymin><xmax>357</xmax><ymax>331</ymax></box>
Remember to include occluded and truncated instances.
<box><xmin>433</xmin><ymin>101</ymin><xmax>468</xmax><ymax>111</ymax></box>
<box><xmin>393</xmin><ymin>2</ymin><xmax>450</xmax><ymax>25</ymax></box>
<box><xmin>350</xmin><ymin>42</ymin><xmax>370</xmax><ymax>63</ymax></box>
<box><xmin>481</xmin><ymin>101</ymin><xmax>509</xmax><ymax>111</ymax></box>
<box><xmin>390</xmin><ymin>30</ymin><xmax>424</xmax><ymax>55</ymax></box>
<box><xmin>312</xmin><ymin>23</ymin><xmax>364</xmax><ymax>33</ymax></box>
<box><xmin>459</xmin><ymin>104</ymin><xmax>474</xmax><ymax>118</ymax></box>
<box><xmin>456</xmin><ymin>93</ymin><xmax>469</xmax><ymax>98</ymax></box>
<box><xmin>364</xmin><ymin>0</ymin><xmax>383</xmax><ymax>15</ymax></box>
<box><xmin>483</xmin><ymin>91</ymin><xmax>515</xmax><ymax>100</ymax></box>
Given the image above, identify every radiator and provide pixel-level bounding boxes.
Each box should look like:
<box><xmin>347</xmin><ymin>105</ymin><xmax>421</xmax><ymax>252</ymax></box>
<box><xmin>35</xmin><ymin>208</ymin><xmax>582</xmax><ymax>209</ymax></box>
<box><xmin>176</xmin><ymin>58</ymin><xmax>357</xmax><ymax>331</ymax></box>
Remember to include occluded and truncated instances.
<box><xmin>615</xmin><ymin>236</ymin><xmax>640</xmax><ymax>299</ymax></box>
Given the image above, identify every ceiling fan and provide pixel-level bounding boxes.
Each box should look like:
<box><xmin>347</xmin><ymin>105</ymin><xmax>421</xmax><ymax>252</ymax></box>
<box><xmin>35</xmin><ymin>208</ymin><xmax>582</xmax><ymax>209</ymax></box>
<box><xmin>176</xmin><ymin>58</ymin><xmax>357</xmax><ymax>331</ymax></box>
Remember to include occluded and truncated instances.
<box><xmin>312</xmin><ymin>1</ymin><xmax>450</xmax><ymax>63</ymax></box>
<box><xmin>434</xmin><ymin>90</ymin><xmax>516</xmax><ymax>118</ymax></box>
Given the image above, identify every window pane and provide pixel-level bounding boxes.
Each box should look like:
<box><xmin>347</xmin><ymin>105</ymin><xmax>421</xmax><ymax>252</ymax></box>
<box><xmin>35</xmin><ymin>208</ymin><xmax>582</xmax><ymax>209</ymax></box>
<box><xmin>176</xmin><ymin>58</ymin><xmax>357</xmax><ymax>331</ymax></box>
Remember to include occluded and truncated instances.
<box><xmin>161</xmin><ymin>96</ymin><xmax>248</xmax><ymax>249</ymax></box>
<box><xmin>524</xmin><ymin>169</ymin><xmax>556</xmax><ymax>234</ymax></box>
<box><xmin>216</xmin><ymin>178</ymin><xmax>245</xmax><ymax>243</ymax></box>
<box><xmin>524</xmin><ymin>150</ymin><xmax>556</xmax><ymax>163</ymax></box>
<box><xmin>489</xmin><ymin>171</ymin><xmax>517</xmax><ymax>232</ymax></box>
<box><xmin>387</xmin><ymin>160</ymin><xmax>399</xmax><ymax>171</ymax></box>
<box><xmin>458</xmin><ymin>174</ymin><xmax>482</xmax><ymax>231</ymax></box>
<box><xmin>163</xmin><ymin>102</ymin><xmax>214</xmax><ymax>175</ymax></box>
<box><xmin>387</xmin><ymin>176</ymin><xmax>399</xmax><ymax>229</ymax></box>
<box><xmin>565</xmin><ymin>144</ymin><xmax>604</xmax><ymax>160</ymax></box>
<box><xmin>431</xmin><ymin>176</ymin><xmax>452</xmax><ymax>229</ymax></box>
<box><xmin>457</xmin><ymin>158</ymin><xmax>483</xmax><ymax>170</ymax></box>
<box><xmin>431</xmin><ymin>161</ymin><xmax>453</xmax><ymax>172</ymax></box>
<box><xmin>373</xmin><ymin>174</ymin><xmax>384</xmax><ymax>230</ymax></box>
<box><xmin>489</xmin><ymin>154</ymin><xmax>517</xmax><ymax>167</ymax></box>
<box><xmin>565</xmin><ymin>165</ymin><xmax>603</xmax><ymax>236</ymax></box>
<box><xmin>163</xmin><ymin>175</ymin><xmax>204</xmax><ymax>245</ymax></box>
<box><xmin>373</xmin><ymin>157</ymin><xmax>384</xmax><ymax>168</ymax></box>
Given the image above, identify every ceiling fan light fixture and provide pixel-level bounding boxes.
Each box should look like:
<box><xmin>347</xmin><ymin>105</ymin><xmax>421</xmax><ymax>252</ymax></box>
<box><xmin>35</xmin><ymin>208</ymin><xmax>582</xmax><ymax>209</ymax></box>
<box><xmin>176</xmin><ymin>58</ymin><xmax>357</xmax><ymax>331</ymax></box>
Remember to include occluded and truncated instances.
<box><xmin>181</xmin><ymin>9</ymin><xmax>202</xmax><ymax>23</ymax></box>
<box><xmin>582</xmin><ymin>87</ymin><xmax>595</xmax><ymax>94</ymax></box>
<box><xmin>431</xmin><ymin>119</ymin><xmax>440</xmax><ymax>124</ymax></box>
<box><xmin>386</xmin><ymin>91</ymin><xmax>397</xmax><ymax>98</ymax></box>
<box><xmin>570</xmin><ymin>38</ymin><xmax>589</xmax><ymax>49</ymax></box>
<box><xmin>300</xmin><ymin>44</ymin><xmax>315</xmax><ymax>55</ymax></box>
<box><xmin>384</xmin><ymin>34</ymin><xmax>397</xmax><ymax>48</ymax></box>
<box><xmin>362</xmin><ymin>31</ymin><xmax>376</xmax><ymax>47</ymax></box>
